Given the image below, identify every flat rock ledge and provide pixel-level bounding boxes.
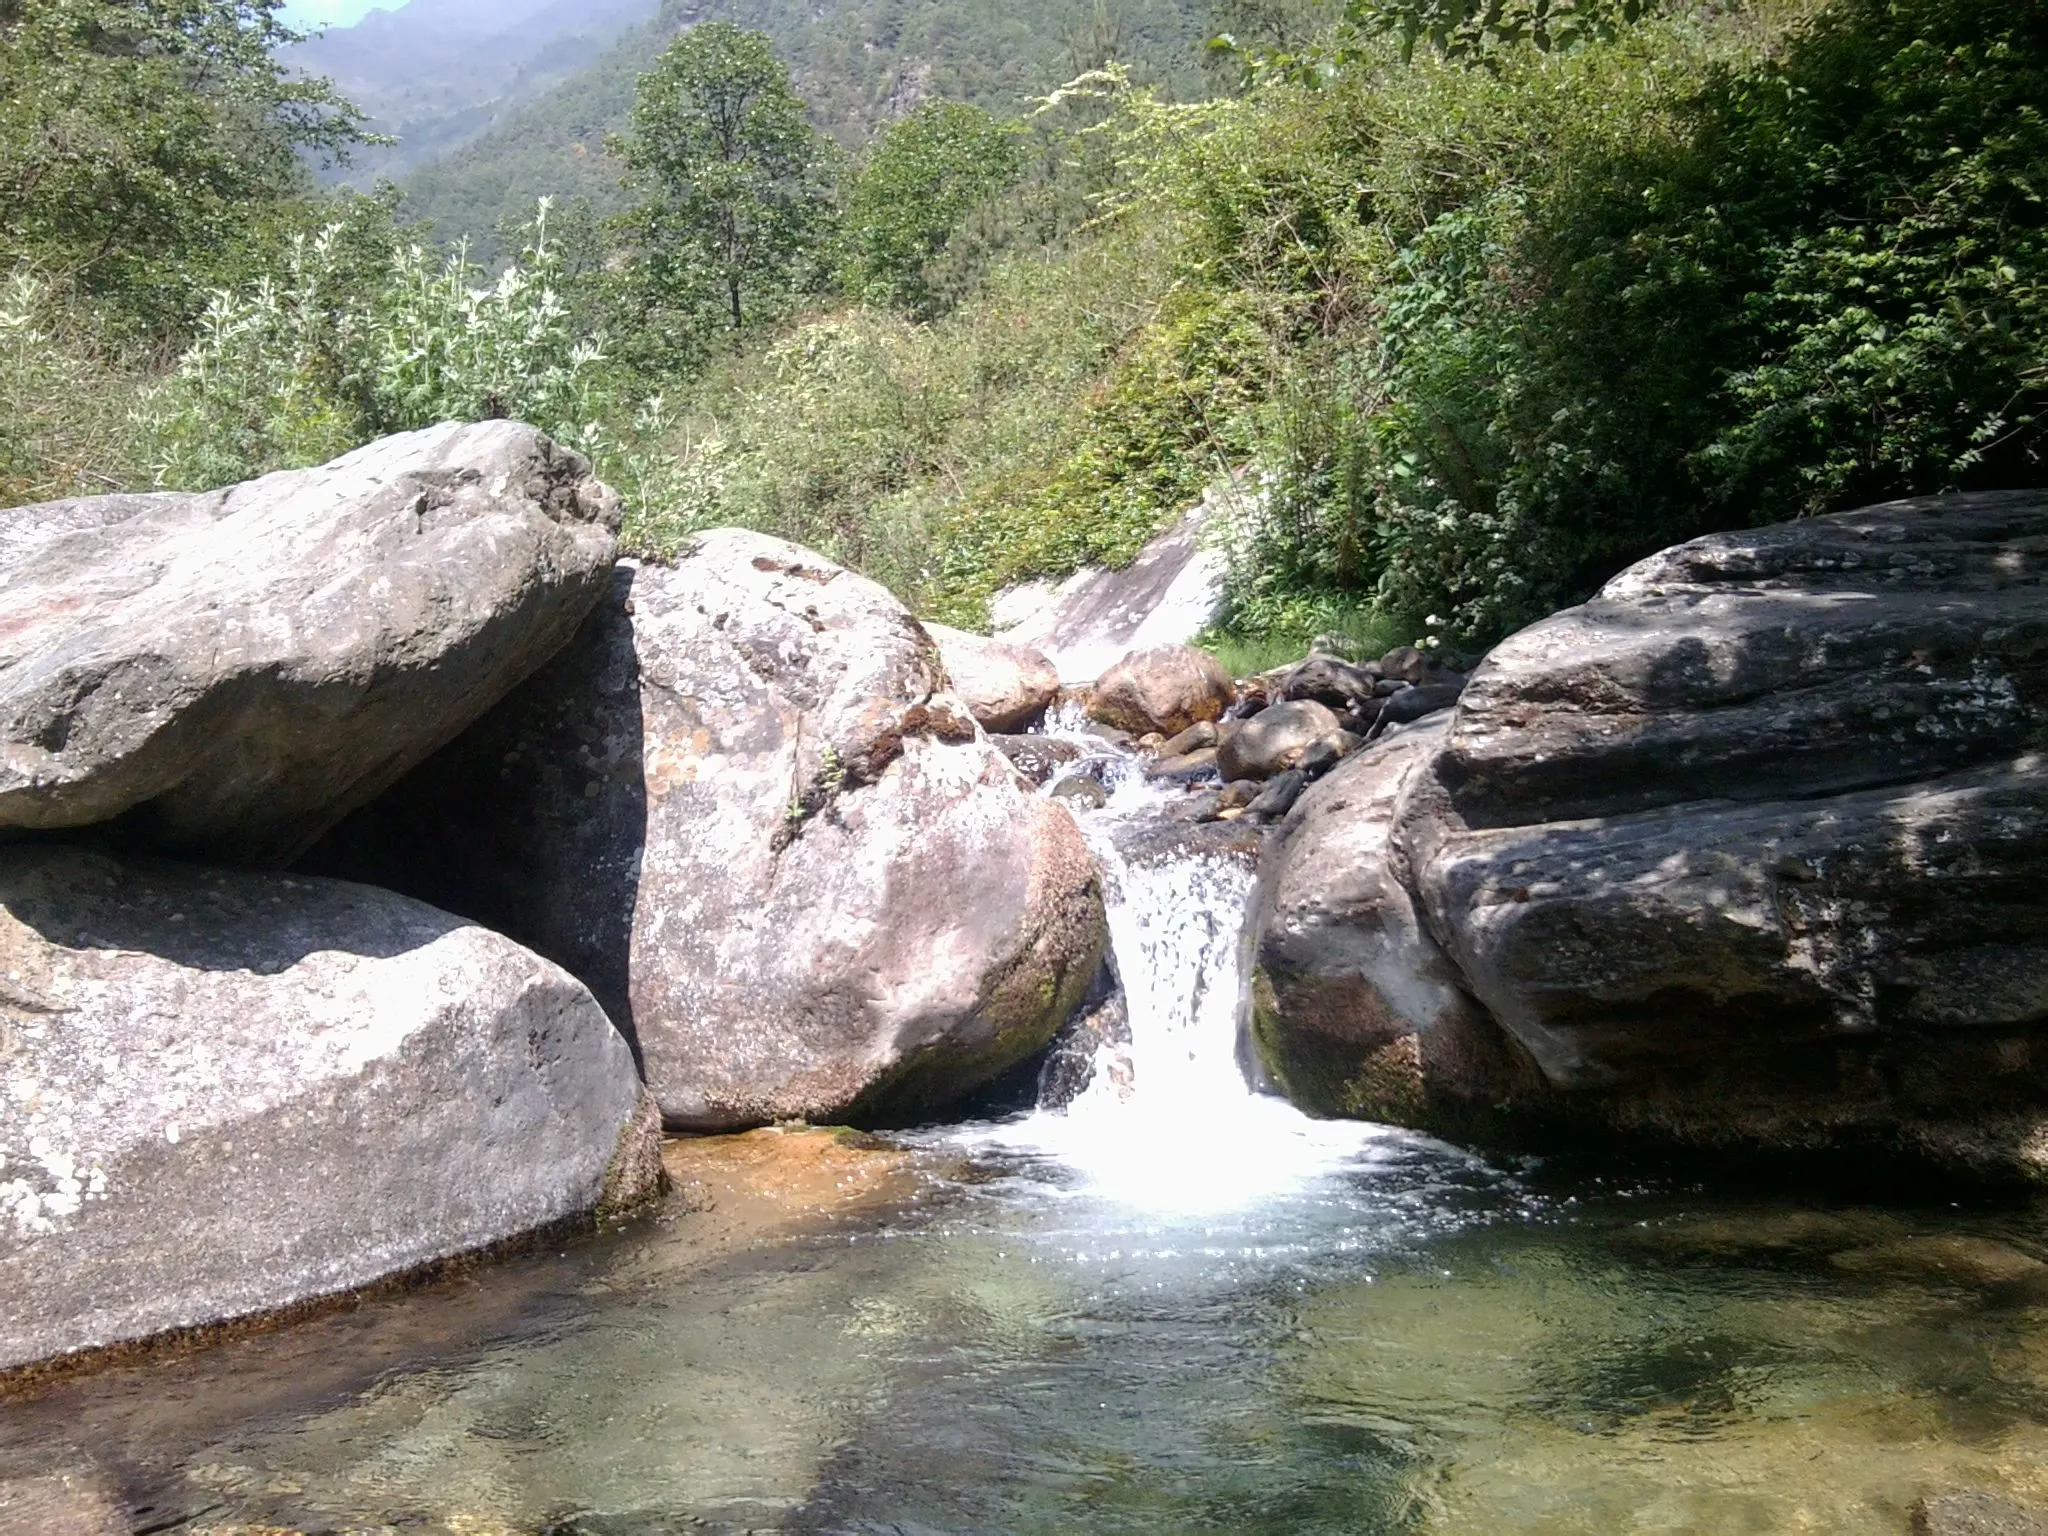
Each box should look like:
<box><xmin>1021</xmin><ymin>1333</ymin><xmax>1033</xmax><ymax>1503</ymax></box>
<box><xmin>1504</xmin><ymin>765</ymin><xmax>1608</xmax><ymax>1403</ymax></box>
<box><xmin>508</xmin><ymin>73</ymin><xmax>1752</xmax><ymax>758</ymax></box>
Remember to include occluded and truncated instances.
<box><xmin>0</xmin><ymin>846</ymin><xmax>658</xmax><ymax>1380</ymax></box>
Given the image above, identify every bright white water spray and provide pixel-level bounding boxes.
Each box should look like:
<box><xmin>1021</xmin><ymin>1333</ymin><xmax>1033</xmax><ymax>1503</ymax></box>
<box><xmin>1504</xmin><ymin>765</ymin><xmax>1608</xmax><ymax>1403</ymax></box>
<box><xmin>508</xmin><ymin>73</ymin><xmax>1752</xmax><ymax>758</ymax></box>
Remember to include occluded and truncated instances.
<box><xmin>956</xmin><ymin>722</ymin><xmax>1387</xmax><ymax>1215</ymax></box>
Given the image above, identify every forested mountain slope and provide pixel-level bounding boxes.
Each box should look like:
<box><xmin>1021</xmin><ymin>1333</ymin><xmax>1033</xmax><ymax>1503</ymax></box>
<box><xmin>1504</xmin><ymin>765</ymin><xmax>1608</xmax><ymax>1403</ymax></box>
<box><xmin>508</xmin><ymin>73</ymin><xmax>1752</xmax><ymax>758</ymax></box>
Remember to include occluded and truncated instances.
<box><xmin>287</xmin><ymin>0</ymin><xmax>661</xmax><ymax>186</ymax></box>
<box><xmin>399</xmin><ymin>0</ymin><xmax>1214</xmax><ymax>257</ymax></box>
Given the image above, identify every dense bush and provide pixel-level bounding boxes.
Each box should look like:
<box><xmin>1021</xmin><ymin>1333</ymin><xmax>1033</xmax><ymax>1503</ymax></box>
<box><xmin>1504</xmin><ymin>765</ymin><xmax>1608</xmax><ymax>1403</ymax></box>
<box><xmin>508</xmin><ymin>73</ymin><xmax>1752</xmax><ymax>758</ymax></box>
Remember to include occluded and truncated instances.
<box><xmin>1224</xmin><ymin>0</ymin><xmax>2048</xmax><ymax>644</ymax></box>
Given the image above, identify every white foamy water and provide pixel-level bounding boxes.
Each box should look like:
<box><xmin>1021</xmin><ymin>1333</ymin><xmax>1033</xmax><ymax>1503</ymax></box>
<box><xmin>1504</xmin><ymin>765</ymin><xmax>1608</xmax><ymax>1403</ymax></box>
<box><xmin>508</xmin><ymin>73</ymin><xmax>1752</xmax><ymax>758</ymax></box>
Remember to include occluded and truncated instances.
<box><xmin>951</xmin><ymin>731</ymin><xmax>1394</xmax><ymax>1215</ymax></box>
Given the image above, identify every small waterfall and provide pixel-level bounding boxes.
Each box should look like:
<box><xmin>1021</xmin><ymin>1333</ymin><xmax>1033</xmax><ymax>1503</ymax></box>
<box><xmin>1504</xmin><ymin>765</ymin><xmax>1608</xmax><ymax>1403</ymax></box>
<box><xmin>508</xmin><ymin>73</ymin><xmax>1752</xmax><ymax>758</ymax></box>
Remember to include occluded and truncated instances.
<box><xmin>957</xmin><ymin>726</ymin><xmax>1381</xmax><ymax>1213</ymax></box>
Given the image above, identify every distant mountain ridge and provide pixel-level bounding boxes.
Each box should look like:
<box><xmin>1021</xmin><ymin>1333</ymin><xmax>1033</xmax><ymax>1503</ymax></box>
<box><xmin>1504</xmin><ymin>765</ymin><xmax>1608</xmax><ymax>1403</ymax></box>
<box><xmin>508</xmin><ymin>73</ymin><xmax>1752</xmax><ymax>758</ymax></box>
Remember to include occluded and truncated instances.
<box><xmin>385</xmin><ymin>0</ymin><xmax>1215</xmax><ymax>261</ymax></box>
<box><xmin>289</xmin><ymin>0</ymin><xmax>663</xmax><ymax>185</ymax></box>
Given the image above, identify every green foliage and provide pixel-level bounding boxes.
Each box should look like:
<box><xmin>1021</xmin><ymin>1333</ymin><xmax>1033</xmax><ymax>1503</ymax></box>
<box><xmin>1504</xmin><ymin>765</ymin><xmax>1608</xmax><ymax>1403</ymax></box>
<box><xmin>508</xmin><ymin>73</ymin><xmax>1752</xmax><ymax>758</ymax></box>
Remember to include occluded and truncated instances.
<box><xmin>839</xmin><ymin>102</ymin><xmax>1021</xmax><ymax>315</ymax></box>
<box><xmin>1698</xmin><ymin>0</ymin><xmax>2048</xmax><ymax>518</ymax></box>
<box><xmin>139</xmin><ymin>201</ymin><xmax>610</xmax><ymax>489</ymax></box>
<box><xmin>1215</xmin><ymin>0</ymin><xmax>2048</xmax><ymax>646</ymax></box>
<box><xmin>0</xmin><ymin>0</ymin><xmax>370</xmax><ymax>335</ymax></box>
<box><xmin>1347</xmin><ymin>0</ymin><xmax>1649</xmax><ymax>62</ymax></box>
<box><xmin>609</xmin><ymin>23</ymin><xmax>835</xmax><ymax>364</ymax></box>
<box><xmin>0</xmin><ymin>271</ymin><xmax>142</xmax><ymax>504</ymax></box>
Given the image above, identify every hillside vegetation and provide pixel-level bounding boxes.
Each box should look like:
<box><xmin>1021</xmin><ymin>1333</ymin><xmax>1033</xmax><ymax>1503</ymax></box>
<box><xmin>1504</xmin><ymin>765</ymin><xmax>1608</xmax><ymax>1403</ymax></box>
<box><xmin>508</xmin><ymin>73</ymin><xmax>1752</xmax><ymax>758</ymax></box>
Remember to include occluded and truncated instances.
<box><xmin>401</xmin><ymin>0</ymin><xmax>1215</xmax><ymax>262</ymax></box>
<box><xmin>3</xmin><ymin>0</ymin><xmax>2043</xmax><ymax>660</ymax></box>
<box><xmin>287</xmin><ymin>0</ymin><xmax>659</xmax><ymax>188</ymax></box>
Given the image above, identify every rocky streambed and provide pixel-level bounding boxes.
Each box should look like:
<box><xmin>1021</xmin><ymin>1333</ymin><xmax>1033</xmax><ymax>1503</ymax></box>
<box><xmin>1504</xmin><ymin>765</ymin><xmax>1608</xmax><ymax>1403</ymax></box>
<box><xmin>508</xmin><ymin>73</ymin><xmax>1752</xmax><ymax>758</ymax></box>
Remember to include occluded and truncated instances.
<box><xmin>1</xmin><ymin>426</ymin><xmax>2045</xmax><ymax>1533</ymax></box>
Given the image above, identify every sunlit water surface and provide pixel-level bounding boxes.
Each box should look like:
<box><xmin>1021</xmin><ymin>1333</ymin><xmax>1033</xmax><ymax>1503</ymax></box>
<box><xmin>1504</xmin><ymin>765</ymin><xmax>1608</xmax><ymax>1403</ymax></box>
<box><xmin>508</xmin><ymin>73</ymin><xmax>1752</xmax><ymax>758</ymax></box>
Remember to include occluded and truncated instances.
<box><xmin>9</xmin><ymin>744</ymin><xmax>2048</xmax><ymax>1534</ymax></box>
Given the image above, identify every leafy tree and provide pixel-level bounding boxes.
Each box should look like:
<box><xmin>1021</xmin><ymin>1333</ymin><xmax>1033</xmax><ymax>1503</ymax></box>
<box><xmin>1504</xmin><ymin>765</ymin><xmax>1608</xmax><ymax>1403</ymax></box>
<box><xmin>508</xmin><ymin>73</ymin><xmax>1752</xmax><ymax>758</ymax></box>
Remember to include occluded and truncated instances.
<box><xmin>839</xmin><ymin>101</ymin><xmax>1020</xmax><ymax>315</ymax></box>
<box><xmin>0</xmin><ymin>0</ymin><xmax>370</xmax><ymax>334</ymax></box>
<box><xmin>609</xmin><ymin>22</ymin><xmax>832</xmax><ymax>358</ymax></box>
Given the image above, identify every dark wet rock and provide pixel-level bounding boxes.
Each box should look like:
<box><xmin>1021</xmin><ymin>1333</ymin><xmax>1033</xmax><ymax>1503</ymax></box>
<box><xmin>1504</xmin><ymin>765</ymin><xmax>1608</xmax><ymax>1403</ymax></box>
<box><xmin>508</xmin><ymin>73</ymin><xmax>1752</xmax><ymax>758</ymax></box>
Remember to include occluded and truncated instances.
<box><xmin>1051</xmin><ymin>776</ymin><xmax>1109</xmax><ymax>811</ymax></box>
<box><xmin>1337</xmin><ymin>701</ymin><xmax>1386</xmax><ymax>737</ymax></box>
<box><xmin>1277</xmin><ymin>654</ymin><xmax>1381</xmax><ymax>712</ymax></box>
<box><xmin>0</xmin><ymin>422</ymin><xmax>620</xmax><ymax>866</ymax></box>
<box><xmin>991</xmin><ymin>734</ymin><xmax>1082</xmax><ymax>786</ymax></box>
<box><xmin>1080</xmin><ymin>721</ymin><xmax>1138</xmax><ymax>751</ymax></box>
<box><xmin>307</xmin><ymin>534</ymin><xmax>1108</xmax><ymax>1133</ymax></box>
<box><xmin>1144</xmin><ymin>746</ymin><xmax>1220</xmax><ymax>783</ymax></box>
<box><xmin>1088</xmin><ymin>644</ymin><xmax>1236</xmax><ymax>737</ymax></box>
<box><xmin>925</xmin><ymin>623</ymin><xmax>1059</xmax><ymax>733</ymax></box>
<box><xmin>1245</xmin><ymin>769</ymin><xmax>1310</xmax><ymax>823</ymax></box>
<box><xmin>1373</xmin><ymin>681</ymin><xmax>1466</xmax><ymax>734</ymax></box>
<box><xmin>1295</xmin><ymin>731</ymin><xmax>1362</xmax><ymax>781</ymax></box>
<box><xmin>1830</xmin><ymin>1236</ymin><xmax>2048</xmax><ymax>1291</ymax></box>
<box><xmin>1251</xmin><ymin>720</ymin><xmax>1539</xmax><ymax>1130</ymax></box>
<box><xmin>1220</xmin><ymin>779</ymin><xmax>1263</xmax><ymax>811</ymax></box>
<box><xmin>1913</xmin><ymin>1491</ymin><xmax>2048</xmax><ymax>1536</ymax></box>
<box><xmin>1186</xmin><ymin>789</ymin><xmax>1225</xmax><ymax>822</ymax></box>
<box><xmin>1216</xmin><ymin>699</ymin><xmax>1341</xmax><ymax>782</ymax></box>
<box><xmin>0</xmin><ymin>844</ymin><xmax>657</xmax><ymax>1378</ymax></box>
<box><xmin>1254</xmin><ymin>492</ymin><xmax>2048</xmax><ymax>1182</ymax></box>
<box><xmin>1157</xmin><ymin>720</ymin><xmax>1220</xmax><ymax>758</ymax></box>
<box><xmin>1036</xmin><ymin>957</ymin><xmax>1132</xmax><ymax>1111</ymax></box>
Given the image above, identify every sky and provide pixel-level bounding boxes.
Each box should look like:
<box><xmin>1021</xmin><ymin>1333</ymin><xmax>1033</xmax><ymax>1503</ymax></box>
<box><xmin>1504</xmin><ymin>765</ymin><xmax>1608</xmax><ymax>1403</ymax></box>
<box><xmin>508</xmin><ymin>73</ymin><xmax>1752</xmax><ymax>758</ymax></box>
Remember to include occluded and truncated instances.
<box><xmin>280</xmin><ymin>0</ymin><xmax>391</xmax><ymax>29</ymax></box>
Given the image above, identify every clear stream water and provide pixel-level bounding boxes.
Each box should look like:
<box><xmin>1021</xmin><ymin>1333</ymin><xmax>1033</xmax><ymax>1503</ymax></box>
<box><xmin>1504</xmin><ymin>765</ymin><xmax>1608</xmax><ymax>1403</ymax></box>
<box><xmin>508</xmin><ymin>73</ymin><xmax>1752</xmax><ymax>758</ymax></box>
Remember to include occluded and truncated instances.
<box><xmin>10</xmin><ymin>750</ymin><xmax>2048</xmax><ymax>1534</ymax></box>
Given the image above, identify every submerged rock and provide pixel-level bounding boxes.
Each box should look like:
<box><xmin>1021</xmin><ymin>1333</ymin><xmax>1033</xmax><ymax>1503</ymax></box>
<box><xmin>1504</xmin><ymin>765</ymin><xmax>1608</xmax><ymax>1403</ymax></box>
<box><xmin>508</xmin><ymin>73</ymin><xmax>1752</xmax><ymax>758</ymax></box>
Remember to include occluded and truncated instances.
<box><xmin>1087</xmin><ymin>644</ymin><xmax>1235</xmax><ymax>737</ymax></box>
<box><xmin>1254</xmin><ymin>491</ymin><xmax>2048</xmax><ymax>1182</ymax></box>
<box><xmin>990</xmin><ymin>733</ymin><xmax>1083</xmax><ymax>786</ymax></box>
<box><xmin>307</xmin><ymin>534</ymin><xmax>1107</xmax><ymax>1132</ymax></box>
<box><xmin>926</xmin><ymin>623</ymin><xmax>1059</xmax><ymax>733</ymax></box>
<box><xmin>0</xmin><ymin>845</ymin><xmax>656</xmax><ymax>1379</ymax></box>
<box><xmin>1913</xmin><ymin>1490</ymin><xmax>2048</xmax><ymax>1536</ymax></box>
<box><xmin>0</xmin><ymin>422</ymin><xmax>619</xmax><ymax>866</ymax></box>
<box><xmin>0</xmin><ymin>1468</ymin><xmax>125</xmax><ymax>1536</ymax></box>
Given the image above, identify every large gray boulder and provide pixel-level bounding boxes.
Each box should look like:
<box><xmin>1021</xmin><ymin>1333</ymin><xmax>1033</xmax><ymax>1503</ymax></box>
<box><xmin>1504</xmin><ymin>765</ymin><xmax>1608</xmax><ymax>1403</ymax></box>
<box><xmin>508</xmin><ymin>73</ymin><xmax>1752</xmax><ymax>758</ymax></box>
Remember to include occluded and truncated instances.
<box><xmin>1253</xmin><ymin>492</ymin><xmax>2048</xmax><ymax>1180</ymax></box>
<box><xmin>0</xmin><ymin>422</ymin><xmax>620</xmax><ymax>866</ymax></box>
<box><xmin>1251</xmin><ymin>719</ymin><xmax>1539</xmax><ymax>1133</ymax></box>
<box><xmin>926</xmin><ymin>623</ymin><xmax>1060</xmax><ymax>733</ymax></box>
<box><xmin>0</xmin><ymin>846</ymin><xmax>658</xmax><ymax>1378</ymax></box>
<box><xmin>307</xmin><ymin>533</ymin><xmax>1109</xmax><ymax>1131</ymax></box>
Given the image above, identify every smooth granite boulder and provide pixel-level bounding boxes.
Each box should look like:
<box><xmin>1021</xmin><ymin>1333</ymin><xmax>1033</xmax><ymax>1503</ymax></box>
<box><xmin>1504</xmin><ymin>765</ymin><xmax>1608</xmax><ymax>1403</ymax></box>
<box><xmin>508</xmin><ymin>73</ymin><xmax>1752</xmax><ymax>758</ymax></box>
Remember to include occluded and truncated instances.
<box><xmin>0</xmin><ymin>421</ymin><xmax>619</xmax><ymax>865</ymax></box>
<box><xmin>307</xmin><ymin>534</ymin><xmax>1108</xmax><ymax>1131</ymax></box>
<box><xmin>0</xmin><ymin>846</ymin><xmax>658</xmax><ymax>1378</ymax></box>
<box><xmin>1251</xmin><ymin>719</ymin><xmax>1538</xmax><ymax>1132</ymax></box>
